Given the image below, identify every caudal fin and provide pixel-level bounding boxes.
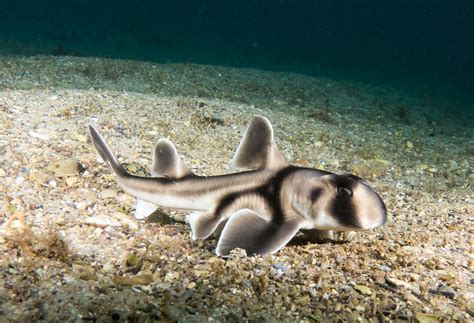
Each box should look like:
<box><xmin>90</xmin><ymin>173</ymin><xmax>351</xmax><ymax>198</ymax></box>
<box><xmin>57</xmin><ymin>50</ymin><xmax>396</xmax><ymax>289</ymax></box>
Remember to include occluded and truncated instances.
<box><xmin>89</xmin><ymin>125</ymin><xmax>128</xmax><ymax>178</ymax></box>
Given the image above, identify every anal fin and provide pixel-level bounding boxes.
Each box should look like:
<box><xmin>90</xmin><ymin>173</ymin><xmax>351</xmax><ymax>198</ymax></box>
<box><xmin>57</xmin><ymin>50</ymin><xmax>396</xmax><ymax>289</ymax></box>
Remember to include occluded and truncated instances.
<box><xmin>134</xmin><ymin>199</ymin><xmax>159</xmax><ymax>220</ymax></box>
<box><xmin>216</xmin><ymin>209</ymin><xmax>303</xmax><ymax>256</ymax></box>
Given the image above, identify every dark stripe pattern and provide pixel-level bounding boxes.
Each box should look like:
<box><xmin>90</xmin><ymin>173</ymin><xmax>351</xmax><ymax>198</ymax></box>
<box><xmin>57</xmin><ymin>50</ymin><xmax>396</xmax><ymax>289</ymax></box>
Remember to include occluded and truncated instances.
<box><xmin>215</xmin><ymin>166</ymin><xmax>299</xmax><ymax>224</ymax></box>
<box><xmin>329</xmin><ymin>175</ymin><xmax>360</xmax><ymax>228</ymax></box>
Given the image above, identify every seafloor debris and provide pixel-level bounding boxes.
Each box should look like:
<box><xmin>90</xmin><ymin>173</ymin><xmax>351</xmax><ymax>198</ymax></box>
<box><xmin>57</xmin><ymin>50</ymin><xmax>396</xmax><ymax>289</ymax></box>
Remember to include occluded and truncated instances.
<box><xmin>0</xmin><ymin>56</ymin><xmax>472</xmax><ymax>321</ymax></box>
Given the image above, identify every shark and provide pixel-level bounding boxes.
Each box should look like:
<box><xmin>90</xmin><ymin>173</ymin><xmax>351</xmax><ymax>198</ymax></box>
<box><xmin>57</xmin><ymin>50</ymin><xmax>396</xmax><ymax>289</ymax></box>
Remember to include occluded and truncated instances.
<box><xmin>89</xmin><ymin>116</ymin><xmax>387</xmax><ymax>256</ymax></box>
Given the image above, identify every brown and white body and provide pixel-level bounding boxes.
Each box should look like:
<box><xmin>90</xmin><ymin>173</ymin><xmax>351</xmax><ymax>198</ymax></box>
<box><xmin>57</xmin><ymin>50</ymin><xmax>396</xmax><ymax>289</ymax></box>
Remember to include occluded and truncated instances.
<box><xmin>89</xmin><ymin>116</ymin><xmax>387</xmax><ymax>256</ymax></box>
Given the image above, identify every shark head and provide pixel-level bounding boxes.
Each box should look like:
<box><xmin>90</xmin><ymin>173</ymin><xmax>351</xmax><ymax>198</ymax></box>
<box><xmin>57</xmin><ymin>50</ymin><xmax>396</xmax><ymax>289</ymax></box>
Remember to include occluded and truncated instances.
<box><xmin>288</xmin><ymin>171</ymin><xmax>387</xmax><ymax>231</ymax></box>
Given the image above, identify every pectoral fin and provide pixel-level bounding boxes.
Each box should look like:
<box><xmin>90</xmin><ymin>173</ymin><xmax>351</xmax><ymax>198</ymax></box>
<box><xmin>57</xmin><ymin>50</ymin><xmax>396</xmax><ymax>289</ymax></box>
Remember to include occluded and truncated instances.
<box><xmin>216</xmin><ymin>209</ymin><xmax>302</xmax><ymax>256</ymax></box>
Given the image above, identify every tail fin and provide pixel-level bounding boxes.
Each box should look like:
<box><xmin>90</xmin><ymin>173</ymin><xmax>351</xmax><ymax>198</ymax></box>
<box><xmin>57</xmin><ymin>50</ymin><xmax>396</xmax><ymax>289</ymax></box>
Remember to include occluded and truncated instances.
<box><xmin>89</xmin><ymin>125</ymin><xmax>128</xmax><ymax>178</ymax></box>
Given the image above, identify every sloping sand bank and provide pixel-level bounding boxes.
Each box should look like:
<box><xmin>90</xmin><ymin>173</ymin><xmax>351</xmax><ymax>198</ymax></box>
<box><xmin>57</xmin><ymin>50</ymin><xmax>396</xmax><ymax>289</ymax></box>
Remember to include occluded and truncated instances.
<box><xmin>0</xmin><ymin>56</ymin><xmax>472</xmax><ymax>321</ymax></box>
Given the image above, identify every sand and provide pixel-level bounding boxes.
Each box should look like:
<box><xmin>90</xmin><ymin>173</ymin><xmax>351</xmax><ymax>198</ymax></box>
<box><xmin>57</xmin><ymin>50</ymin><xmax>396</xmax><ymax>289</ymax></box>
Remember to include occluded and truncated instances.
<box><xmin>0</xmin><ymin>55</ymin><xmax>472</xmax><ymax>321</ymax></box>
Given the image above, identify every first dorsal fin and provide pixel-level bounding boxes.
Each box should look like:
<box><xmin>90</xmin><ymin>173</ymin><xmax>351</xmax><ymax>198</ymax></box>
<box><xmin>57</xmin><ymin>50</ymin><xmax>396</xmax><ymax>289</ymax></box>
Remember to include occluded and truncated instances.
<box><xmin>230</xmin><ymin>116</ymin><xmax>287</xmax><ymax>170</ymax></box>
<box><xmin>151</xmin><ymin>139</ymin><xmax>193</xmax><ymax>179</ymax></box>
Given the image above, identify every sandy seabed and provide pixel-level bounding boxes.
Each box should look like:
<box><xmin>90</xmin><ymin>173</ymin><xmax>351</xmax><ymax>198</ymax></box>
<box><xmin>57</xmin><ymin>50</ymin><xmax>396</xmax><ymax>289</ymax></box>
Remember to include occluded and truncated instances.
<box><xmin>0</xmin><ymin>56</ymin><xmax>472</xmax><ymax>321</ymax></box>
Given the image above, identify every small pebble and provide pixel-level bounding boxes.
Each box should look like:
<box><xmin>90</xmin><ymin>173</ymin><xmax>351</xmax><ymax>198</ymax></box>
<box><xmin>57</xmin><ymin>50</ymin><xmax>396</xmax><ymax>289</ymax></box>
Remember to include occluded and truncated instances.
<box><xmin>47</xmin><ymin>159</ymin><xmax>81</xmax><ymax>176</ymax></box>
<box><xmin>415</xmin><ymin>312</ymin><xmax>440</xmax><ymax>323</ymax></box>
<box><xmin>29</xmin><ymin>130</ymin><xmax>53</xmax><ymax>140</ymax></box>
<box><xmin>354</xmin><ymin>285</ymin><xmax>372</xmax><ymax>295</ymax></box>
<box><xmin>79</xmin><ymin>271</ymin><xmax>98</xmax><ymax>281</ymax></box>
<box><xmin>386</xmin><ymin>277</ymin><xmax>419</xmax><ymax>293</ymax></box>
<box><xmin>274</xmin><ymin>263</ymin><xmax>289</xmax><ymax>271</ymax></box>
<box><xmin>14</xmin><ymin>176</ymin><xmax>25</xmax><ymax>185</ymax></box>
<box><xmin>75</xmin><ymin>201</ymin><xmax>88</xmax><ymax>211</ymax></box>
<box><xmin>76</xmin><ymin>134</ymin><xmax>88</xmax><ymax>143</ymax></box>
<box><xmin>100</xmin><ymin>189</ymin><xmax>117</xmax><ymax>199</ymax></box>
<box><xmin>62</xmin><ymin>275</ymin><xmax>76</xmax><ymax>284</ymax></box>
<box><xmin>380</xmin><ymin>265</ymin><xmax>392</xmax><ymax>272</ymax></box>
<box><xmin>84</xmin><ymin>215</ymin><xmax>122</xmax><ymax>227</ymax></box>
<box><xmin>429</xmin><ymin>286</ymin><xmax>456</xmax><ymax>299</ymax></box>
<box><xmin>65</xmin><ymin>177</ymin><xmax>78</xmax><ymax>186</ymax></box>
<box><xmin>112</xmin><ymin>274</ymin><xmax>153</xmax><ymax>286</ymax></box>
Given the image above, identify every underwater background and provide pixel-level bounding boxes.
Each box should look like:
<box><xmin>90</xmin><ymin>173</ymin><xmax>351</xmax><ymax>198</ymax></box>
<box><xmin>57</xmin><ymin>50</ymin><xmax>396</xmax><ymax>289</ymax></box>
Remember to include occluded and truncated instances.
<box><xmin>1</xmin><ymin>1</ymin><xmax>474</xmax><ymax>321</ymax></box>
<box><xmin>1</xmin><ymin>0</ymin><xmax>473</xmax><ymax>107</ymax></box>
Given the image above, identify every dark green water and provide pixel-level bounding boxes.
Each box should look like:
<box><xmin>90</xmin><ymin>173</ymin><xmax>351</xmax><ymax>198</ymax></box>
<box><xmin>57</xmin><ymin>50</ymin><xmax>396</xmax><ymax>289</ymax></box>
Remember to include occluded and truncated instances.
<box><xmin>1</xmin><ymin>1</ymin><xmax>473</xmax><ymax>107</ymax></box>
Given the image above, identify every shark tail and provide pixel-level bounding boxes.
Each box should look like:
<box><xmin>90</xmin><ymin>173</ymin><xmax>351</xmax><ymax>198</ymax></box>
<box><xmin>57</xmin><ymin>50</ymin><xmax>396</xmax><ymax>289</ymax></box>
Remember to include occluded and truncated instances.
<box><xmin>89</xmin><ymin>125</ymin><xmax>129</xmax><ymax>178</ymax></box>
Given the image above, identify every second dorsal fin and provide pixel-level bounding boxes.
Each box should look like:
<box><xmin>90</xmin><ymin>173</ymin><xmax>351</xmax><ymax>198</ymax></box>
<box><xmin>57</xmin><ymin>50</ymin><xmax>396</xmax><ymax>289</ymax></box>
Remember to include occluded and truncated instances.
<box><xmin>151</xmin><ymin>139</ymin><xmax>193</xmax><ymax>178</ymax></box>
<box><xmin>230</xmin><ymin>116</ymin><xmax>287</xmax><ymax>170</ymax></box>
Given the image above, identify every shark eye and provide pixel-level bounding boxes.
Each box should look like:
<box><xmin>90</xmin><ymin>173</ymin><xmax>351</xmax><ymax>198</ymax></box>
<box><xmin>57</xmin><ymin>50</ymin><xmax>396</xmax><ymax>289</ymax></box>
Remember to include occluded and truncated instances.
<box><xmin>337</xmin><ymin>186</ymin><xmax>352</xmax><ymax>197</ymax></box>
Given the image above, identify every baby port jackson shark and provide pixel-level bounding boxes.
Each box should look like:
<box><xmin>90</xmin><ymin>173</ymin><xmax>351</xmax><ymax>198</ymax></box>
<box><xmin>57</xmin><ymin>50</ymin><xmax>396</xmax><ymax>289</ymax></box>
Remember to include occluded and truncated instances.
<box><xmin>89</xmin><ymin>116</ymin><xmax>387</xmax><ymax>256</ymax></box>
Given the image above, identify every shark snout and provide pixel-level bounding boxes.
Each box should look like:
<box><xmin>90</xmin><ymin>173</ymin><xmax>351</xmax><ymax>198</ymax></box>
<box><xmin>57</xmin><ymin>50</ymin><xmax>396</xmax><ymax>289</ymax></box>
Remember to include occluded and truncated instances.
<box><xmin>356</xmin><ymin>192</ymin><xmax>387</xmax><ymax>230</ymax></box>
